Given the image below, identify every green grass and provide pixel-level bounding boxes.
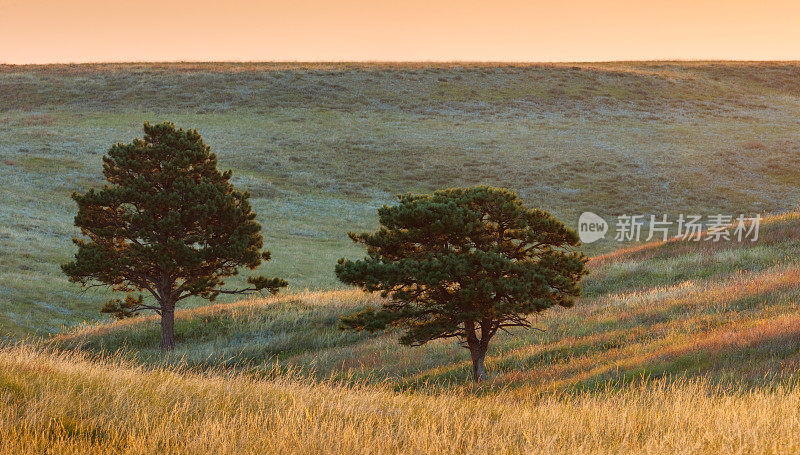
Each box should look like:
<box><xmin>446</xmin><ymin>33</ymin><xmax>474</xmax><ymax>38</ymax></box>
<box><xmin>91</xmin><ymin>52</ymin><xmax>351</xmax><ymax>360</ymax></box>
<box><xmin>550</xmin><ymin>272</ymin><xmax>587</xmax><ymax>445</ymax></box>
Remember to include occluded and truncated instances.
<box><xmin>2</xmin><ymin>62</ymin><xmax>800</xmax><ymax>336</ymax></box>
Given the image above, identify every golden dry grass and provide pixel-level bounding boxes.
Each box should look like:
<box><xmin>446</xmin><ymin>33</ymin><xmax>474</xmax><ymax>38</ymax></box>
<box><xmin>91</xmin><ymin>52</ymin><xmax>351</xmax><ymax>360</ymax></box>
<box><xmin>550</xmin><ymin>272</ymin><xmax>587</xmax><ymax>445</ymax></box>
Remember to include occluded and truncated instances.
<box><xmin>3</xmin><ymin>343</ymin><xmax>800</xmax><ymax>455</ymax></box>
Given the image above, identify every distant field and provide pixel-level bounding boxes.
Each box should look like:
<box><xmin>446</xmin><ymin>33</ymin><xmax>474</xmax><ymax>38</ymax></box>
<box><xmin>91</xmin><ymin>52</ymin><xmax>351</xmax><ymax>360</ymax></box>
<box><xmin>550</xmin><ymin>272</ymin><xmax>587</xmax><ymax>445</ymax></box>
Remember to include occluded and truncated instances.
<box><xmin>2</xmin><ymin>62</ymin><xmax>800</xmax><ymax>336</ymax></box>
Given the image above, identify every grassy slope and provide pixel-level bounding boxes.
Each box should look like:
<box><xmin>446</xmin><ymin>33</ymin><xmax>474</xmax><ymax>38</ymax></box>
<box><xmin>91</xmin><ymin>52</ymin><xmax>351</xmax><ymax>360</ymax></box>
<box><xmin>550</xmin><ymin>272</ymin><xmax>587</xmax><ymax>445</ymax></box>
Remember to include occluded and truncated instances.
<box><xmin>4</xmin><ymin>213</ymin><xmax>800</xmax><ymax>453</ymax></box>
<box><xmin>54</xmin><ymin>212</ymin><xmax>800</xmax><ymax>393</ymax></box>
<box><xmin>2</xmin><ymin>62</ymin><xmax>800</xmax><ymax>336</ymax></box>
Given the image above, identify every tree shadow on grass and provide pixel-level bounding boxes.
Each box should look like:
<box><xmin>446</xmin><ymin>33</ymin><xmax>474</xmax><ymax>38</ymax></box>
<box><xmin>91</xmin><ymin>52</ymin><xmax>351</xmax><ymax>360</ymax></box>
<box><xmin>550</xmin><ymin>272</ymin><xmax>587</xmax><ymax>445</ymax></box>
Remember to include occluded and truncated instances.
<box><xmin>567</xmin><ymin>317</ymin><xmax>800</xmax><ymax>393</ymax></box>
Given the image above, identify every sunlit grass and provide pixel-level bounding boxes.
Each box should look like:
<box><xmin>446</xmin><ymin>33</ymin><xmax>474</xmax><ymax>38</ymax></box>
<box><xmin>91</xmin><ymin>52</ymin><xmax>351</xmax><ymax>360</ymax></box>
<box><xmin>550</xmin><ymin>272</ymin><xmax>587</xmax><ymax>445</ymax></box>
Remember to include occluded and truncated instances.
<box><xmin>3</xmin><ymin>343</ymin><xmax>800</xmax><ymax>454</ymax></box>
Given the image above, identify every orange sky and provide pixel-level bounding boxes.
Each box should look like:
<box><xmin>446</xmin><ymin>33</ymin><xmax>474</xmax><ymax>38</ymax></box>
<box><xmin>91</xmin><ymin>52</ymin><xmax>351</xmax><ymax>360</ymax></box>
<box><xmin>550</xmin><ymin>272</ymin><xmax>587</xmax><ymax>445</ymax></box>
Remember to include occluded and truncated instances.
<box><xmin>1</xmin><ymin>0</ymin><xmax>799</xmax><ymax>64</ymax></box>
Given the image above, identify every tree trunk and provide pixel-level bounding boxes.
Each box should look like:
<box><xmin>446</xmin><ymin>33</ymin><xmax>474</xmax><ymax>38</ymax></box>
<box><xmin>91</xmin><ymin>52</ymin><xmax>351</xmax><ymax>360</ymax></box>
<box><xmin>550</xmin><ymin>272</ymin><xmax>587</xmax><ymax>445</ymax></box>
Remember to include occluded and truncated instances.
<box><xmin>160</xmin><ymin>307</ymin><xmax>175</xmax><ymax>351</ymax></box>
<box><xmin>469</xmin><ymin>345</ymin><xmax>487</xmax><ymax>383</ymax></box>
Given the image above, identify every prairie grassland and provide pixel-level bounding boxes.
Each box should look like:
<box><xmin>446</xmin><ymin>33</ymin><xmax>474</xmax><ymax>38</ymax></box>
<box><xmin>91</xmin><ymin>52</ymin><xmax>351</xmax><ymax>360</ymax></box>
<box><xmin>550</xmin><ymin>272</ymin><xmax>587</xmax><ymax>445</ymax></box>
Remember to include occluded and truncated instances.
<box><xmin>3</xmin><ymin>343</ymin><xmax>800</xmax><ymax>455</ymax></box>
<box><xmin>2</xmin><ymin>62</ymin><xmax>800</xmax><ymax>336</ymax></box>
<box><xmin>6</xmin><ymin>211</ymin><xmax>800</xmax><ymax>453</ymax></box>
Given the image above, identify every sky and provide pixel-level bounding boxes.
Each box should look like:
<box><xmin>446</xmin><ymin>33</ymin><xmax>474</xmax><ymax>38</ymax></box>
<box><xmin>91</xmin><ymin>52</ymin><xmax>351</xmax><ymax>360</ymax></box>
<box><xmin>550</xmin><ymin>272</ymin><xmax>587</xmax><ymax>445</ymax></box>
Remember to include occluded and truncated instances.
<box><xmin>1</xmin><ymin>0</ymin><xmax>799</xmax><ymax>64</ymax></box>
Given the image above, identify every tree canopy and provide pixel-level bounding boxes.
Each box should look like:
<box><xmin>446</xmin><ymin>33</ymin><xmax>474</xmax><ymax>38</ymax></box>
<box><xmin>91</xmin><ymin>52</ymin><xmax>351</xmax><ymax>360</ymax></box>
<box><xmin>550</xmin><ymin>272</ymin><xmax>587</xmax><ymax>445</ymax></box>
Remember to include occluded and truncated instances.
<box><xmin>336</xmin><ymin>186</ymin><xmax>586</xmax><ymax>381</ymax></box>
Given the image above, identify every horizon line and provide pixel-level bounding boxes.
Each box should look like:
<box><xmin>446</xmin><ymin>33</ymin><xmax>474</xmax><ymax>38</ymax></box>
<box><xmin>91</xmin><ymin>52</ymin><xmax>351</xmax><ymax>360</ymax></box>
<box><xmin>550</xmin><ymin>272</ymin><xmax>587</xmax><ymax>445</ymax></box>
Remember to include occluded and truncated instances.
<box><xmin>4</xmin><ymin>58</ymin><xmax>800</xmax><ymax>67</ymax></box>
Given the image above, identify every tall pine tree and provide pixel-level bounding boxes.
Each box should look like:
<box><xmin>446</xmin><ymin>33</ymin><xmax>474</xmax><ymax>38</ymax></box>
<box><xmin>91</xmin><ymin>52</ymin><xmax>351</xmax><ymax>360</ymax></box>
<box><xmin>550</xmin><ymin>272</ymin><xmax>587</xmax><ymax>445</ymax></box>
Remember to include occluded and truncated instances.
<box><xmin>336</xmin><ymin>186</ymin><xmax>586</xmax><ymax>382</ymax></box>
<box><xmin>63</xmin><ymin>122</ymin><xmax>286</xmax><ymax>350</ymax></box>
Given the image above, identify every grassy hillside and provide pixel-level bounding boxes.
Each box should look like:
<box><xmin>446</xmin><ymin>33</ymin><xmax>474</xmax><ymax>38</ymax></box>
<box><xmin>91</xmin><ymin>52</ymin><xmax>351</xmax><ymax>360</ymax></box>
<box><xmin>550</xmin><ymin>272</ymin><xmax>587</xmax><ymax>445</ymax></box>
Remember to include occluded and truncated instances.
<box><xmin>4</xmin><ymin>344</ymin><xmax>800</xmax><ymax>454</ymax></box>
<box><xmin>54</xmin><ymin>212</ymin><xmax>800</xmax><ymax>393</ymax></box>
<box><xmin>4</xmin><ymin>212</ymin><xmax>800</xmax><ymax>453</ymax></box>
<box><xmin>3</xmin><ymin>62</ymin><xmax>800</xmax><ymax>336</ymax></box>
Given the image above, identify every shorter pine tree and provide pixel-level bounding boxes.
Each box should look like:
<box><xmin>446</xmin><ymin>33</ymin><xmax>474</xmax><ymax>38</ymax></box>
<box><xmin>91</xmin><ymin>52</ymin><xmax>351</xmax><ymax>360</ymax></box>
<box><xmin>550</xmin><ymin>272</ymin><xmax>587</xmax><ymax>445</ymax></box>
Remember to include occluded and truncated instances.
<box><xmin>336</xmin><ymin>186</ymin><xmax>587</xmax><ymax>382</ymax></box>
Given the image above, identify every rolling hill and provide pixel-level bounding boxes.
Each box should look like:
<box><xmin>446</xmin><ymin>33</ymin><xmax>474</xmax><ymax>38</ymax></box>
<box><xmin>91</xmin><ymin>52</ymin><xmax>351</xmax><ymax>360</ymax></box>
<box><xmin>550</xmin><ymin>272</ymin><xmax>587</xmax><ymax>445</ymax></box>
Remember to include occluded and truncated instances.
<box><xmin>2</xmin><ymin>62</ymin><xmax>800</xmax><ymax>337</ymax></box>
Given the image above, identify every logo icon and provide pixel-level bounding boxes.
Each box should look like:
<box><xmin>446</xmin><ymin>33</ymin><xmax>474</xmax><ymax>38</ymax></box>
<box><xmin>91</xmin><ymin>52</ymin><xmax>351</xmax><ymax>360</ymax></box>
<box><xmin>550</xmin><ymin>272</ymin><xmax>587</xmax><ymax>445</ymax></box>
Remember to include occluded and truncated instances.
<box><xmin>578</xmin><ymin>212</ymin><xmax>607</xmax><ymax>244</ymax></box>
